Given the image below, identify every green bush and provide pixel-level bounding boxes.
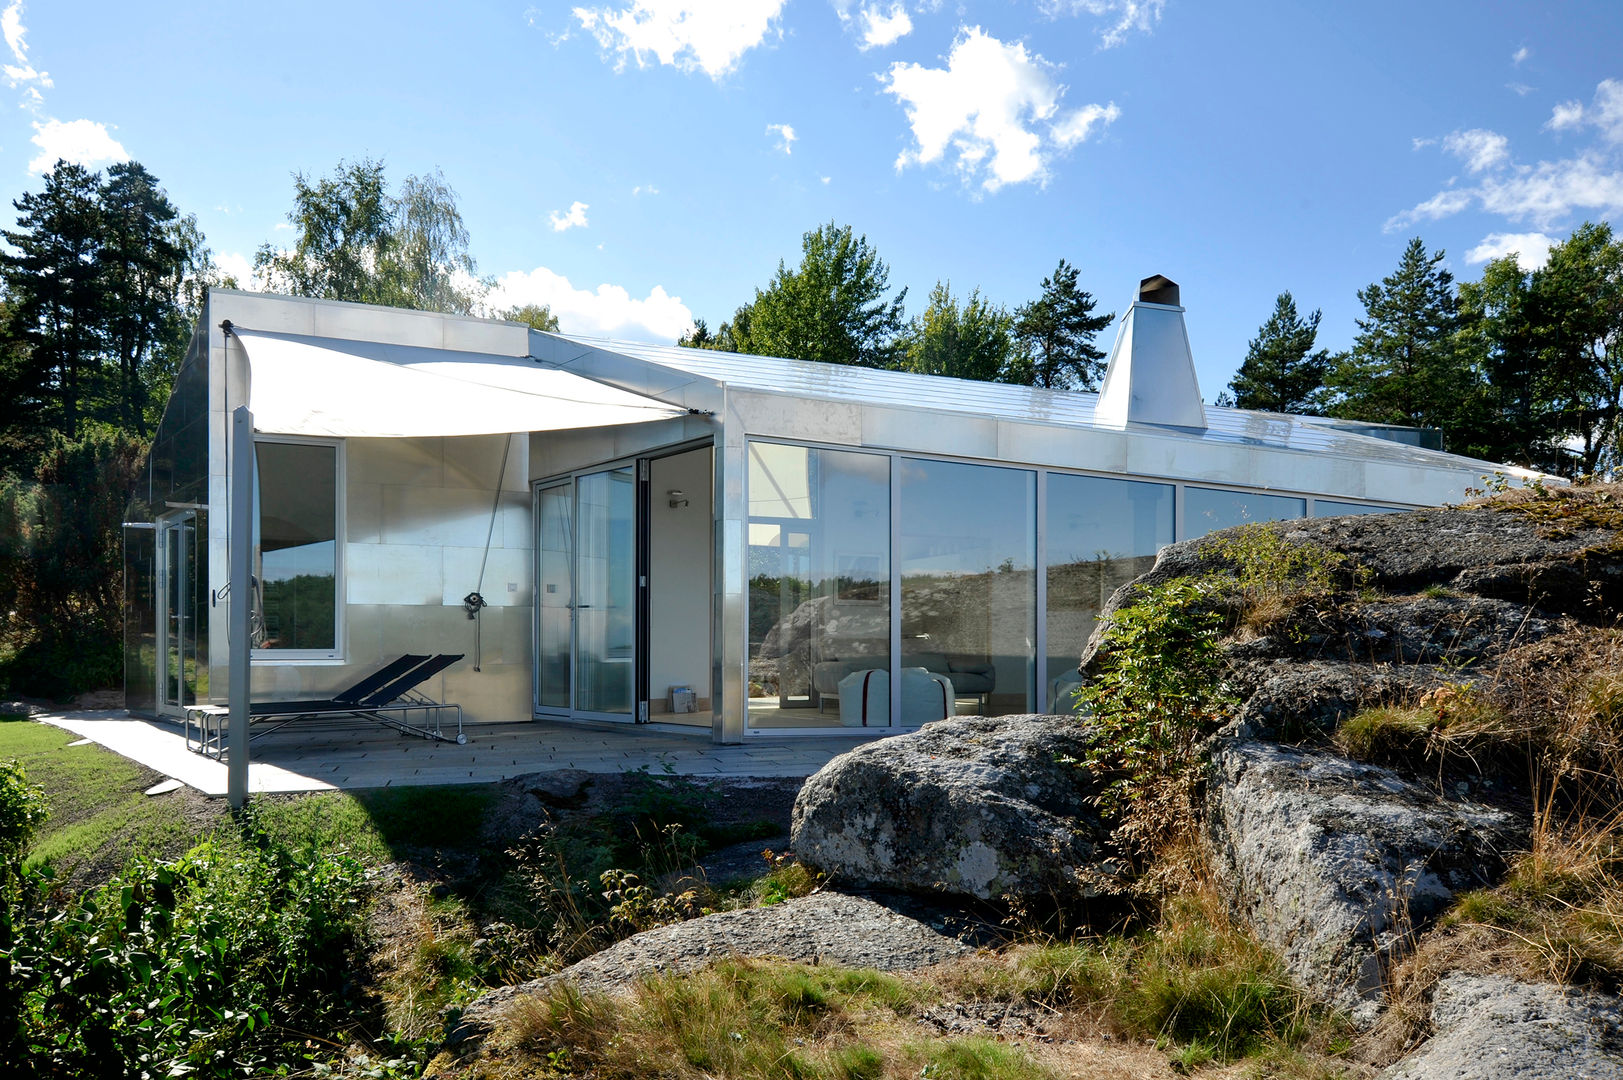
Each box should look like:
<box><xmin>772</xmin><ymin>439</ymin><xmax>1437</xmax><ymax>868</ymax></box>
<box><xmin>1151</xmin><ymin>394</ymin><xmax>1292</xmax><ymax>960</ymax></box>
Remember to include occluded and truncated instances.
<box><xmin>0</xmin><ymin>758</ymin><xmax>46</xmax><ymax>858</ymax></box>
<box><xmin>1076</xmin><ymin>578</ymin><xmax>1236</xmax><ymax>871</ymax></box>
<box><xmin>0</xmin><ymin>429</ymin><xmax>146</xmax><ymax>699</ymax></box>
<box><xmin>0</xmin><ymin>808</ymin><xmax>370</xmax><ymax>1078</ymax></box>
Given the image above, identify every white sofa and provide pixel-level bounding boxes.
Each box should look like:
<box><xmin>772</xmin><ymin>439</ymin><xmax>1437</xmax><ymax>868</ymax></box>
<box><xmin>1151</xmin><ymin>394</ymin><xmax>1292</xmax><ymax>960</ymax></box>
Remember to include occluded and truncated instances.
<box><xmin>837</xmin><ymin>666</ymin><xmax>953</xmax><ymax>727</ymax></box>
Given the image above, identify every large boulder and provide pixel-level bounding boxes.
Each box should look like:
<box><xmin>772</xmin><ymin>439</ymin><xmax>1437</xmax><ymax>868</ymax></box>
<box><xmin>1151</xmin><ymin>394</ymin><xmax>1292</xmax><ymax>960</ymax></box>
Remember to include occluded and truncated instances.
<box><xmin>1205</xmin><ymin>741</ymin><xmax>1524</xmax><ymax>1025</ymax></box>
<box><xmin>452</xmin><ymin>892</ymin><xmax>970</xmax><ymax>1042</ymax></box>
<box><xmin>1380</xmin><ymin>973</ymin><xmax>1623</xmax><ymax>1079</ymax></box>
<box><xmin>791</xmin><ymin>715</ymin><xmax>1113</xmax><ymax>905</ymax></box>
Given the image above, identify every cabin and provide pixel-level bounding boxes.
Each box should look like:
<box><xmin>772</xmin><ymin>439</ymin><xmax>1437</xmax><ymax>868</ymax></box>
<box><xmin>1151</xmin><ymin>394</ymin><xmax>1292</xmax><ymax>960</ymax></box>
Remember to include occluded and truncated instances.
<box><xmin>123</xmin><ymin>279</ymin><xmax>1533</xmax><ymax>753</ymax></box>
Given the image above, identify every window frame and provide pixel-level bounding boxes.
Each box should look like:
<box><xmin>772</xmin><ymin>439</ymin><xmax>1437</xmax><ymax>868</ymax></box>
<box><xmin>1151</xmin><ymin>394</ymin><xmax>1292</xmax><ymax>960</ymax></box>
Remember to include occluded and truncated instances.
<box><xmin>250</xmin><ymin>435</ymin><xmax>346</xmax><ymax>664</ymax></box>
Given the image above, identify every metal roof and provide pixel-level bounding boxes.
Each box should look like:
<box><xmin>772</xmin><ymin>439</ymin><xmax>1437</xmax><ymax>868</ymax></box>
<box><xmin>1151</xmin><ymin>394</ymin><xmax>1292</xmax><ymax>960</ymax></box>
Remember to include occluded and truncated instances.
<box><xmin>544</xmin><ymin>333</ymin><xmax>1529</xmax><ymax>477</ymax></box>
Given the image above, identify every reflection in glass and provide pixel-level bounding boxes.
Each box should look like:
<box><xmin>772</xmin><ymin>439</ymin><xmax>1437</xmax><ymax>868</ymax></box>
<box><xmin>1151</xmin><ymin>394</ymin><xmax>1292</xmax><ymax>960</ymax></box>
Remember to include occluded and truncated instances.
<box><xmin>899</xmin><ymin>458</ymin><xmax>1036</xmax><ymax>716</ymax></box>
<box><xmin>1184</xmin><ymin>486</ymin><xmax>1305</xmax><ymax>539</ymax></box>
<box><xmin>1046</xmin><ymin>474</ymin><xmax>1173</xmax><ymax>708</ymax></box>
<box><xmin>535</xmin><ymin>483</ymin><xmax>572</xmax><ymax>711</ymax></box>
<box><xmin>1314</xmin><ymin>499</ymin><xmax>1402</xmax><ymax>517</ymax></box>
<box><xmin>574</xmin><ymin>467</ymin><xmax>636</xmax><ymax>714</ymax></box>
<box><xmin>254</xmin><ymin>442</ymin><xmax>337</xmax><ymax>652</ymax></box>
<box><xmin>747</xmin><ymin>444</ymin><xmax>890</xmax><ymax>729</ymax></box>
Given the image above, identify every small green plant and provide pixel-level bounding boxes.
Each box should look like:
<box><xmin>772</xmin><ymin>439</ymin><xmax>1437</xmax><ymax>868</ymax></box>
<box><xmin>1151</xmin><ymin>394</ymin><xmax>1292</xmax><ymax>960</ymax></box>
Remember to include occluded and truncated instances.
<box><xmin>0</xmin><ymin>757</ymin><xmax>47</xmax><ymax>858</ymax></box>
<box><xmin>1076</xmin><ymin>577</ymin><xmax>1237</xmax><ymax>873</ymax></box>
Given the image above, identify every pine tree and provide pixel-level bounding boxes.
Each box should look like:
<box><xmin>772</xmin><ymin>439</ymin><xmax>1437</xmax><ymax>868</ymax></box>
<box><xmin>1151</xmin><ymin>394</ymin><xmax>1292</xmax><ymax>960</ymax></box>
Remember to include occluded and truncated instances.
<box><xmin>0</xmin><ymin>162</ymin><xmax>108</xmax><ymax>440</ymax></box>
<box><xmin>1224</xmin><ymin>292</ymin><xmax>1330</xmax><ymax>413</ymax></box>
<box><xmin>1010</xmin><ymin>259</ymin><xmax>1114</xmax><ymax>389</ymax></box>
<box><xmin>1327</xmin><ymin>237</ymin><xmax>1483</xmax><ymax>441</ymax></box>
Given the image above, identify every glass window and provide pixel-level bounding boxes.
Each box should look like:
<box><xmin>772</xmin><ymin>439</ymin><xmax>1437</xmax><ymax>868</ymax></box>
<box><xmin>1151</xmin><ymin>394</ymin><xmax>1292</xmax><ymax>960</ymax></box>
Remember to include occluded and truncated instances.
<box><xmin>1046</xmin><ymin>474</ymin><xmax>1173</xmax><ymax>710</ymax></box>
<box><xmin>1183</xmin><ymin>486</ymin><xmax>1305</xmax><ymax>539</ymax></box>
<box><xmin>747</xmin><ymin>444</ymin><xmax>890</xmax><ymax>729</ymax></box>
<box><xmin>254</xmin><ymin>441</ymin><xmax>339</xmax><ymax>655</ymax></box>
<box><xmin>900</xmin><ymin>458</ymin><xmax>1036</xmax><ymax>716</ymax></box>
<box><xmin>1313</xmin><ymin>499</ymin><xmax>1404</xmax><ymax>517</ymax></box>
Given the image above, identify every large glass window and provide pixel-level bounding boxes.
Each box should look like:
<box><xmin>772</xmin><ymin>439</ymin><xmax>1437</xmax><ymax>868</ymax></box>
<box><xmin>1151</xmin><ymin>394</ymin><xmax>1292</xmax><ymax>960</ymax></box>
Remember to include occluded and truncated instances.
<box><xmin>747</xmin><ymin>443</ymin><xmax>890</xmax><ymax>729</ymax></box>
<box><xmin>1184</xmin><ymin>486</ymin><xmax>1305</xmax><ymax>539</ymax></box>
<box><xmin>254</xmin><ymin>440</ymin><xmax>339</xmax><ymax>655</ymax></box>
<box><xmin>1313</xmin><ymin>499</ymin><xmax>1403</xmax><ymax>517</ymax></box>
<box><xmin>1046</xmin><ymin>474</ymin><xmax>1173</xmax><ymax>709</ymax></box>
<box><xmin>900</xmin><ymin>458</ymin><xmax>1036</xmax><ymax>716</ymax></box>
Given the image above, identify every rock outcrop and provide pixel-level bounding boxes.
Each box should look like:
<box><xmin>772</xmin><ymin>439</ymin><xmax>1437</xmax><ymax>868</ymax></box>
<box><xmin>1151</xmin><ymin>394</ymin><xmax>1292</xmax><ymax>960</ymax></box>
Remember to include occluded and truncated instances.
<box><xmin>1380</xmin><ymin>973</ymin><xmax>1623</xmax><ymax>1079</ymax></box>
<box><xmin>791</xmin><ymin>714</ymin><xmax>1113</xmax><ymax>905</ymax></box>
<box><xmin>1205</xmin><ymin>741</ymin><xmax>1523</xmax><ymax>1025</ymax></box>
<box><xmin>452</xmin><ymin>892</ymin><xmax>971</xmax><ymax>1042</ymax></box>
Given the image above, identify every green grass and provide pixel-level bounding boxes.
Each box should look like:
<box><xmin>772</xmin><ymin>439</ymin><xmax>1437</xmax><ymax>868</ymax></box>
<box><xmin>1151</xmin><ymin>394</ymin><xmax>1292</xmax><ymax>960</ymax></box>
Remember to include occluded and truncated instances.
<box><xmin>0</xmin><ymin>714</ymin><xmax>198</xmax><ymax>871</ymax></box>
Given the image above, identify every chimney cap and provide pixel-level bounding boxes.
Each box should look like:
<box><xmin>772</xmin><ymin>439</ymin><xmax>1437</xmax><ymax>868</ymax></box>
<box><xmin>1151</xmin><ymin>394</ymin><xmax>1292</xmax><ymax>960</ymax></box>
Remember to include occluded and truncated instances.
<box><xmin>1137</xmin><ymin>275</ymin><xmax>1180</xmax><ymax>307</ymax></box>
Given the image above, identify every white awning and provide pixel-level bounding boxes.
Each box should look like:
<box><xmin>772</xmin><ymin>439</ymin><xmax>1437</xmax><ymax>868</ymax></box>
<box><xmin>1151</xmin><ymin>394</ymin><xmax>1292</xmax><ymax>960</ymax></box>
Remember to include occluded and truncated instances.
<box><xmin>230</xmin><ymin>328</ymin><xmax>689</xmax><ymax>437</ymax></box>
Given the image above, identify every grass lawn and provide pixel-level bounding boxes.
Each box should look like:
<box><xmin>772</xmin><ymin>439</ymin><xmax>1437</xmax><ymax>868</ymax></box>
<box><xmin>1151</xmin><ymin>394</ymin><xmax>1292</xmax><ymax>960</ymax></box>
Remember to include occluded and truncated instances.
<box><xmin>0</xmin><ymin>713</ymin><xmax>202</xmax><ymax>873</ymax></box>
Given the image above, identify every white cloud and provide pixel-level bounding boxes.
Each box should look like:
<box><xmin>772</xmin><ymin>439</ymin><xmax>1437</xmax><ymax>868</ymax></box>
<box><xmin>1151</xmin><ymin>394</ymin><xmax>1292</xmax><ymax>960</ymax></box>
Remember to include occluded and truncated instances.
<box><xmin>1411</xmin><ymin>136</ymin><xmax>1437</xmax><ymax>150</ymax></box>
<box><xmin>1466</xmin><ymin>231</ymin><xmax>1556</xmax><ymax>269</ymax></box>
<box><xmin>27</xmin><ymin>118</ymin><xmax>126</xmax><ymax>174</ymax></box>
<box><xmin>3</xmin><ymin>1</ymin><xmax>25</xmax><ymax>63</ymax></box>
<box><xmin>573</xmin><ymin>0</ymin><xmax>786</xmax><ymax>79</ymax></box>
<box><xmin>1506</xmin><ymin>81</ymin><xmax>1534</xmax><ymax>97</ymax></box>
<box><xmin>1037</xmin><ymin>0</ymin><xmax>1165</xmax><ymax>49</ymax></box>
<box><xmin>631</xmin><ymin>183</ymin><xmax>659</xmax><ymax>195</ymax></box>
<box><xmin>820</xmin><ymin>175</ymin><xmax>831</xmax><ymax>184</ymax></box>
<box><xmin>212</xmin><ymin>251</ymin><xmax>257</xmax><ymax>287</ymax></box>
<box><xmin>882</xmin><ymin>27</ymin><xmax>1117</xmax><ymax>192</ymax></box>
<box><xmin>1443</xmin><ymin>128</ymin><xmax>1510</xmax><ymax>173</ymax></box>
<box><xmin>1389</xmin><ymin>84</ymin><xmax>1623</xmax><ymax>235</ymax></box>
<box><xmin>548</xmin><ymin>200</ymin><xmax>590</xmax><ymax>232</ymax></box>
<box><xmin>766</xmin><ymin>122</ymin><xmax>796</xmax><ymax>154</ymax></box>
<box><xmin>488</xmin><ymin>266</ymin><xmax>693</xmax><ymax>340</ymax></box>
<box><xmin>1544</xmin><ymin>78</ymin><xmax>1623</xmax><ymax>143</ymax></box>
<box><xmin>857</xmin><ymin>3</ymin><xmax>911</xmax><ymax>50</ymax></box>
<box><xmin>1549</xmin><ymin>100</ymin><xmax>1585</xmax><ymax>131</ymax></box>
<box><xmin>1051</xmin><ymin>101</ymin><xmax>1119</xmax><ymax>148</ymax></box>
<box><xmin>1511</xmin><ymin>45</ymin><xmax>1529</xmax><ymax>66</ymax></box>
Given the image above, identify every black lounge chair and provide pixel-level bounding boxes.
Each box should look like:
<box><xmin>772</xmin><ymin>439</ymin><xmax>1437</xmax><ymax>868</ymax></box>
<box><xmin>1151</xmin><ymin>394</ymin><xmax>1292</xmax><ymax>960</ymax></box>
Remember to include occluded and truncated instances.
<box><xmin>184</xmin><ymin>654</ymin><xmax>466</xmax><ymax>756</ymax></box>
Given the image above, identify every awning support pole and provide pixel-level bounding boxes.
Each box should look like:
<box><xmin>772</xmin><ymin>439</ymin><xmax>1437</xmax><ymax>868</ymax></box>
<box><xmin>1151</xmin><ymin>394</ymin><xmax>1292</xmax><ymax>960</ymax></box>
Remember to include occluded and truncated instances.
<box><xmin>228</xmin><ymin>405</ymin><xmax>254</xmax><ymax>809</ymax></box>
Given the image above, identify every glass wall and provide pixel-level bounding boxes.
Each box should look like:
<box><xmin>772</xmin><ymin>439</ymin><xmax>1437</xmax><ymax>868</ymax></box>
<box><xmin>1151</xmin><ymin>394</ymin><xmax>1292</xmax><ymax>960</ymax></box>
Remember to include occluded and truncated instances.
<box><xmin>534</xmin><ymin>482</ymin><xmax>573</xmax><ymax>711</ymax></box>
<box><xmin>1314</xmin><ymin>499</ymin><xmax>1400</xmax><ymax>517</ymax></box>
<box><xmin>253</xmin><ymin>441</ymin><xmax>339</xmax><ymax>655</ymax></box>
<box><xmin>1046</xmin><ymin>474</ymin><xmax>1173</xmax><ymax>708</ymax></box>
<box><xmin>747</xmin><ymin>443</ymin><xmax>890</xmax><ymax>729</ymax></box>
<box><xmin>899</xmin><ymin>458</ymin><xmax>1036</xmax><ymax>716</ymax></box>
<box><xmin>1184</xmin><ymin>486</ymin><xmax>1305</xmax><ymax>539</ymax></box>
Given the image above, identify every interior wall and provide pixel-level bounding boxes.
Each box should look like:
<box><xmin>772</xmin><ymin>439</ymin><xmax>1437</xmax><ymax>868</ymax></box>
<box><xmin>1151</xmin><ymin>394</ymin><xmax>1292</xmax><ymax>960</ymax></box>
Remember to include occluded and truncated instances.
<box><xmin>649</xmin><ymin>447</ymin><xmax>713</xmax><ymax>721</ymax></box>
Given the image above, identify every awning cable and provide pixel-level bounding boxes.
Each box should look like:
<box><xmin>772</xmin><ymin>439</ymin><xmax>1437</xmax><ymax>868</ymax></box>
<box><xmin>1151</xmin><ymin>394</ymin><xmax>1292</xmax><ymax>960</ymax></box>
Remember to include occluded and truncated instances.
<box><xmin>463</xmin><ymin>433</ymin><xmax>513</xmax><ymax>672</ymax></box>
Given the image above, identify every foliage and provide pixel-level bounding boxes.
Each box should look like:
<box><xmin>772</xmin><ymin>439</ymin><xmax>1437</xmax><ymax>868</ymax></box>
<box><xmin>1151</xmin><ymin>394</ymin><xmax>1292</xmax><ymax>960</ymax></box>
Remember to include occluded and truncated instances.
<box><xmin>0</xmin><ymin>428</ymin><xmax>148</xmax><ymax>698</ymax></box>
<box><xmin>502</xmin><ymin>302</ymin><xmax>560</xmax><ymax>331</ymax></box>
<box><xmin>1224</xmin><ymin>291</ymin><xmax>1331</xmax><ymax>414</ymax></box>
<box><xmin>256</xmin><ymin>157</ymin><xmax>487</xmax><ymax>316</ymax></box>
<box><xmin>901</xmin><ymin>280</ymin><xmax>1017</xmax><ymax>382</ymax></box>
<box><xmin>491</xmin><ymin>958</ymin><xmax>966</xmax><ymax>1080</ymax></box>
<box><xmin>689</xmin><ymin>222</ymin><xmax>908</xmax><ymax>368</ymax></box>
<box><xmin>1075</xmin><ymin>578</ymin><xmax>1236</xmax><ymax>871</ymax></box>
<box><xmin>0</xmin><ymin>758</ymin><xmax>46</xmax><ymax>860</ymax></box>
<box><xmin>1326</xmin><ymin>236</ymin><xmax>1487</xmax><ymax>449</ymax></box>
<box><xmin>1</xmin><ymin>804</ymin><xmax>369</xmax><ymax>1078</ymax></box>
<box><xmin>1009</xmin><ymin>258</ymin><xmax>1114</xmax><ymax>390</ymax></box>
<box><xmin>0</xmin><ymin>160</ymin><xmax>204</xmax><ymax>456</ymax></box>
<box><xmin>937</xmin><ymin>891</ymin><xmax>1330</xmax><ymax>1066</ymax></box>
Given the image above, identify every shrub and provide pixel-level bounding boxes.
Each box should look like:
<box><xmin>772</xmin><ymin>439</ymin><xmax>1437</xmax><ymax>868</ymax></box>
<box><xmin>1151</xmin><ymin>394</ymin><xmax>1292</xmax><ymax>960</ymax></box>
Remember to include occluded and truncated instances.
<box><xmin>1075</xmin><ymin>577</ymin><xmax>1236</xmax><ymax>874</ymax></box>
<box><xmin>1</xmin><ymin>810</ymin><xmax>370</xmax><ymax>1078</ymax></box>
<box><xmin>0</xmin><ymin>757</ymin><xmax>47</xmax><ymax>859</ymax></box>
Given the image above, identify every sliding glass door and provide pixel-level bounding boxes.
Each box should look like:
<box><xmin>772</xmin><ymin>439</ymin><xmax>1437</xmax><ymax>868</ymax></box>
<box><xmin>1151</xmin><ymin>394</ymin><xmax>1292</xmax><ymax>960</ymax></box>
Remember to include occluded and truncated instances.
<box><xmin>533</xmin><ymin>466</ymin><xmax>638</xmax><ymax>721</ymax></box>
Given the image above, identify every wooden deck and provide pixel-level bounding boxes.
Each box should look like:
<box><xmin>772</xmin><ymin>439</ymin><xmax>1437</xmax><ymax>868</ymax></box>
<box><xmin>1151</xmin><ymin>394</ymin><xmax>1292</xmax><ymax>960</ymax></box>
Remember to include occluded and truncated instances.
<box><xmin>36</xmin><ymin>711</ymin><xmax>877</xmax><ymax>797</ymax></box>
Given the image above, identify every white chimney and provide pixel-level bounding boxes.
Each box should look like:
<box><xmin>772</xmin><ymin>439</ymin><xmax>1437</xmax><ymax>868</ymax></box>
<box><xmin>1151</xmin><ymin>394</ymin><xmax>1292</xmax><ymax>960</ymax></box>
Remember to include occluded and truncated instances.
<box><xmin>1095</xmin><ymin>274</ymin><xmax>1207</xmax><ymax>429</ymax></box>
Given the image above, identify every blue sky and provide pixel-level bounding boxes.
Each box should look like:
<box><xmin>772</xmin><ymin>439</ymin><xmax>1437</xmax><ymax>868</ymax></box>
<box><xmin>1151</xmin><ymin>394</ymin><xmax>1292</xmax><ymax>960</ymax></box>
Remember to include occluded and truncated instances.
<box><xmin>4</xmin><ymin>0</ymin><xmax>1622</xmax><ymax>397</ymax></box>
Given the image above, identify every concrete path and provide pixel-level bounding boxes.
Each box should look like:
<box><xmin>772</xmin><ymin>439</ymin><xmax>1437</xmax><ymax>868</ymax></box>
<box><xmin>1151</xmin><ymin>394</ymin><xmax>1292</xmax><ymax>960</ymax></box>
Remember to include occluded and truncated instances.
<box><xmin>33</xmin><ymin>711</ymin><xmax>873</xmax><ymax>797</ymax></box>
